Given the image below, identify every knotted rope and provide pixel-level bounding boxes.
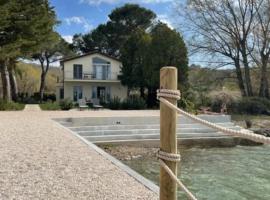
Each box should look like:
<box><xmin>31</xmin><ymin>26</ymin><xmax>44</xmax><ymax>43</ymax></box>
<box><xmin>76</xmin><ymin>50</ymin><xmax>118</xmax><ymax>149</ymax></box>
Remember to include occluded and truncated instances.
<box><xmin>157</xmin><ymin>149</ymin><xmax>197</xmax><ymax>200</ymax></box>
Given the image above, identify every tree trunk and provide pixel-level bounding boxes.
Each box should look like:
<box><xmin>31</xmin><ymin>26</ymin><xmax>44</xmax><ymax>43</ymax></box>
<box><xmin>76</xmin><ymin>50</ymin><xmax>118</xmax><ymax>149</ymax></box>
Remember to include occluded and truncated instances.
<box><xmin>259</xmin><ymin>56</ymin><xmax>269</xmax><ymax>98</ymax></box>
<box><xmin>234</xmin><ymin>59</ymin><xmax>247</xmax><ymax>97</ymax></box>
<box><xmin>241</xmin><ymin>45</ymin><xmax>253</xmax><ymax>96</ymax></box>
<box><xmin>8</xmin><ymin>62</ymin><xmax>18</xmax><ymax>101</ymax></box>
<box><xmin>0</xmin><ymin>60</ymin><xmax>12</xmax><ymax>102</ymax></box>
<box><xmin>140</xmin><ymin>86</ymin><xmax>145</xmax><ymax>98</ymax></box>
<box><xmin>39</xmin><ymin>71</ymin><xmax>47</xmax><ymax>102</ymax></box>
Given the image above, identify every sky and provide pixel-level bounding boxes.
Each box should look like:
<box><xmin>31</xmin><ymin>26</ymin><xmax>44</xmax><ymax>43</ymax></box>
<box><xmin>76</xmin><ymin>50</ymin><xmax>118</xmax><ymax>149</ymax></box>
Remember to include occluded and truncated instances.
<box><xmin>50</xmin><ymin>0</ymin><xmax>176</xmax><ymax>43</ymax></box>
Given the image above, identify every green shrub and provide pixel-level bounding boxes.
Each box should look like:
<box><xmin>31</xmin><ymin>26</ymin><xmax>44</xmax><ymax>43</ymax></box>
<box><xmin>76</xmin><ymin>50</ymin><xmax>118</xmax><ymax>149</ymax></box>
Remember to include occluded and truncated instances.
<box><xmin>107</xmin><ymin>96</ymin><xmax>122</xmax><ymax>110</ymax></box>
<box><xmin>178</xmin><ymin>98</ymin><xmax>196</xmax><ymax>113</ymax></box>
<box><xmin>59</xmin><ymin>99</ymin><xmax>73</xmax><ymax>110</ymax></box>
<box><xmin>121</xmin><ymin>95</ymin><xmax>146</xmax><ymax>110</ymax></box>
<box><xmin>39</xmin><ymin>102</ymin><xmax>60</xmax><ymax>110</ymax></box>
<box><xmin>107</xmin><ymin>96</ymin><xmax>146</xmax><ymax>110</ymax></box>
<box><xmin>0</xmin><ymin>100</ymin><xmax>25</xmax><ymax>111</ymax></box>
<box><xmin>230</xmin><ymin>97</ymin><xmax>270</xmax><ymax>115</ymax></box>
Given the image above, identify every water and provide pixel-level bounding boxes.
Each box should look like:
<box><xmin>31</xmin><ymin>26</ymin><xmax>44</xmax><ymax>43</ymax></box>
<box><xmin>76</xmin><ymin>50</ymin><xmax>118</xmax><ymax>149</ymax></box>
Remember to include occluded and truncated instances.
<box><xmin>123</xmin><ymin>145</ymin><xmax>270</xmax><ymax>200</ymax></box>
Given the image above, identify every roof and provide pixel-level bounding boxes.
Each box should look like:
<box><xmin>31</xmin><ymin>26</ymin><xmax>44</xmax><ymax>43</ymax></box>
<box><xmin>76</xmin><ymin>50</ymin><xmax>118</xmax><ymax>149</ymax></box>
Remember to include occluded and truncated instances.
<box><xmin>60</xmin><ymin>51</ymin><xmax>121</xmax><ymax>64</ymax></box>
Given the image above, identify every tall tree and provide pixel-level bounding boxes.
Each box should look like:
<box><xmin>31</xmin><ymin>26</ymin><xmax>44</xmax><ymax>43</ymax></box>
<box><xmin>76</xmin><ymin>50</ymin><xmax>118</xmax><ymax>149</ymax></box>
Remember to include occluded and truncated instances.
<box><xmin>33</xmin><ymin>34</ymin><xmax>73</xmax><ymax>101</ymax></box>
<box><xmin>178</xmin><ymin>0</ymin><xmax>259</xmax><ymax>97</ymax></box>
<box><xmin>145</xmin><ymin>23</ymin><xmax>189</xmax><ymax>107</ymax></box>
<box><xmin>120</xmin><ymin>29</ymin><xmax>151</xmax><ymax>97</ymax></box>
<box><xmin>0</xmin><ymin>0</ymin><xmax>58</xmax><ymax>102</ymax></box>
<box><xmin>251</xmin><ymin>0</ymin><xmax>270</xmax><ymax>98</ymax></box>
<box><xmin>72</xmin><ymin>4</ymin><xmax>156</xmax><ymax>57</ymax></box>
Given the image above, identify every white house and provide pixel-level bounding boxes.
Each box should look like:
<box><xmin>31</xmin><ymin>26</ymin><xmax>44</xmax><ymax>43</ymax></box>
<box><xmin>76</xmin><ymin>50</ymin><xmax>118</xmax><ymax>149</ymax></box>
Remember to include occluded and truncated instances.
<box><xmin>57</xmin><ymin>52</ymin><xmax>128</xmax><ymax>103</ymax></box>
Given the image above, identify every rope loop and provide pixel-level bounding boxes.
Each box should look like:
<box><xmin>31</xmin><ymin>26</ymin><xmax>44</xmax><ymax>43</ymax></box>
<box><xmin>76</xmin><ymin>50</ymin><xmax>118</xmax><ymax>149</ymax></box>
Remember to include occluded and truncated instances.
<box><xmin>157</xmin><ymin>149</ymin><xmax>181</xmax><ymax>162</ymax></box>
<box><xmin>157</xmin><ymin>89</ymin><xmax>181</xmax><ymax>100</ymax></box>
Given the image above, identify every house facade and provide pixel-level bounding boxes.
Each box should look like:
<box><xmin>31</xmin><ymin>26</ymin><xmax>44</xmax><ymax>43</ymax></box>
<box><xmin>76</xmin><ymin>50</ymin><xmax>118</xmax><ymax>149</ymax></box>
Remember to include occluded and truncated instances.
<box><xmin>57</xmin><ymin>52</ymin><xmax>127</xmax><ymax>102</ymax></box>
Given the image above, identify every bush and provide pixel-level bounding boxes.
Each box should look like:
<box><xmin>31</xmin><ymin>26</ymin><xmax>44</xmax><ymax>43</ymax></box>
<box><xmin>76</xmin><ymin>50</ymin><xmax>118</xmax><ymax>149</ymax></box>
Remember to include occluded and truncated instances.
<box><xmin>121</xmin><ymin>95</ymin><xmax>146</xmax><ymax>110</ymax></box>
<box><xmin>107</xmin><ymin>96</ymin><xmax>122</xmax><ymax>110</ymax></box>
<box><xmin>59</xmin><ymin>99</ymin><xmax>73</xmax><ymax>110</ymax></box>
<box><xmin>178</xmin><ymin>98</ymin><xmax>196</xmax><ymax>113</ymax></box>
<box><xmin>39</xmin><ymin>102</ymin><xmax>60</xmax><ymax>110</ymax></box>
<box><xmin>230</xmin><ymin>97</ymin><xmax>270</xmax><ymax>115</ymax></box>
<box><xmin>107</xmin><ymin>96</ymin><xmax>146</xmax><ymax>110</ymax></box>
<box><xmin>0</xmin><ymin>100</ymin><xmax>25</xmax><ymax>111</ymax></box>
<box><xmin>210</xmin><ymin>91</ymin><xmax>236</xmax><ymax>113</ymax></box>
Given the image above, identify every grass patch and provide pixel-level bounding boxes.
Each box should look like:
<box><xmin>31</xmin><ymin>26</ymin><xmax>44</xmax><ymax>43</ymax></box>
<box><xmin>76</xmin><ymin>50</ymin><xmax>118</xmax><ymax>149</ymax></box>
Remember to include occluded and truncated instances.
<box><xmin>39</xmin><ymin>102</ymin><xmax>60</xmax><ymax>110</ymax></box>
<box><xmin>0</xmin><ymin>101</ymin><xmax>25</xmax><ymax>111</ymax></box>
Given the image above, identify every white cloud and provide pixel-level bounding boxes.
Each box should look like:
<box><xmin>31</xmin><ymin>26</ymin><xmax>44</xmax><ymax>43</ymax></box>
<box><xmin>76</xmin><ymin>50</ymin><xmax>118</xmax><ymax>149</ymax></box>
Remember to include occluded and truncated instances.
<box><xmin>157</xmin><ymin>14</ymin><xmax>173</xmax><ymax>29</ymax></box>
<box><xmin>62</xmin><ymin>35</ymin><xmax>73</xmax><ymax>43</ymax></box>
<box><xmin>80</xmin><ymin>0</ymin><xmax>173</xmax><ymax>5</ymax></box>
<box><xmin>64</xmin><ymin>16</ymin><xmax>93</xmax><ymax>32</ymax></box>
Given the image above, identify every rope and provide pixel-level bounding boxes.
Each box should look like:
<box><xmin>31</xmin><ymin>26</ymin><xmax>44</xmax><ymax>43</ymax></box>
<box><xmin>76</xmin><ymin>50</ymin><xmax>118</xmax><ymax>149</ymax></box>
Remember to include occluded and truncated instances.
<box><xmin>157</xmin><ymin>89</ymin><xmax>181</xmax><ymax>100</ymax></box>
<box><xmin>159</xmin><ymin>97</ymin><xmax>270</xmax><ymax>145</ymax></box>
<box><xmin>159</xmin><ymin>159</ymin><xmax>198</xmax><ymax>200</ymax></box>
<box><xmin>157</xmin><ymin>149</ymin><xmax>181</xmax><ymax>162</ymax></box>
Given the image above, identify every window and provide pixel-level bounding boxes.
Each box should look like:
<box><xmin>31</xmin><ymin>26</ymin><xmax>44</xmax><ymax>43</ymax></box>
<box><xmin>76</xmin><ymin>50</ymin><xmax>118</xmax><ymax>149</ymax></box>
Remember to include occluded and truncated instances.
<box><xmin>73</xmin><ymin>64</ymin><xmax>82</xmax><ymax>79</ymax></box>
<box><xmin>73</xmin><ymin>86</ymin><xmax>83</xmax><ymax>101</ymax></box>
<box><xmin>92</xmin><ymin>57</ymin><xmax>111</xmax><ymax>80</ymax></box>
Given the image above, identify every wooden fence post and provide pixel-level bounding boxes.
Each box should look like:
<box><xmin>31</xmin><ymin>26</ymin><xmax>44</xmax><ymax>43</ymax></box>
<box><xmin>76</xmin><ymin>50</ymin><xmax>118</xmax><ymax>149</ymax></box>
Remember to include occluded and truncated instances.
<box><xmin>160</xmin><ymin>66</ymin><xmax>178</xmax><ymax>200</ymax></box>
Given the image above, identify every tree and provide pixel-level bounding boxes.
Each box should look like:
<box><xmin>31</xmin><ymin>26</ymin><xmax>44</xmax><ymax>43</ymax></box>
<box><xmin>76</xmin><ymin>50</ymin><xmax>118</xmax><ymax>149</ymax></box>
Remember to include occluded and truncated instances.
<box><xmin>72</xmin><ymin>4</ymin><xmax>156</xmax><ymax>57</ymax></box>
<box><xmin>33</xmin><ymin>34</ymin><xmax>73</xmax><ymax>101</ymax></box>
<box><xmin>120</xmin><ymin>29</ymin><xmax>151</xmax><ymax>97</ymax></box>
<box><xmin>178</xmin><ymin>0</ymin><xmax>258</xmax><ymax>97</ymax></box>
<box><xmin>120</xmin><ymin>23</ymin><xmax>189</xmax><ymax>107</ymax></box>
<box><xmin>145</xmin><ymin>23</ymin><xmax>189</xmax><ymax>107</ymax></box>
<box><xmin>251</xmin><ymin>0</ymin><xmax>270</xmax><ymax>98</ymax></box>
<box><xmin>0</xmin><ymin>0</ymin><xmax>58</xmax><ymax>102</ymax></box>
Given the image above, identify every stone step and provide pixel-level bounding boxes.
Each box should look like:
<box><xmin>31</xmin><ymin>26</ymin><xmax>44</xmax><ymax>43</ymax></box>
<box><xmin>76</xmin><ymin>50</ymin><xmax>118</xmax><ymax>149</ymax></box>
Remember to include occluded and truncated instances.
<box><xmin>70</xmin><ymin>122</ymin><xmax>235</xmax><ymax>132</ymax></box>
<box><xmin>85</xmin><ymin>132</ymin><xmax>231</xmax><ymax>142</ymax></box>
<box><xmin>64</xmin><ymin>115</ymin><xmax>231</xmax><ymax>127</ymax></box>
<box><xmin>77</xmin><ymin>126</ymin><xmax>240</xmax><ymax>136</ymax></box>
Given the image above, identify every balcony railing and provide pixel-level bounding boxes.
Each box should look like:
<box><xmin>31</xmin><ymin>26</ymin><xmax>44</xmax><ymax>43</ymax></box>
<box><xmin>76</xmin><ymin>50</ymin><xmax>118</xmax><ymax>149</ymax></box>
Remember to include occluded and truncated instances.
<box><xmin>64</xmin><ymin>71</ymin><xmax>121</xmax><ymax>81</ymax></box>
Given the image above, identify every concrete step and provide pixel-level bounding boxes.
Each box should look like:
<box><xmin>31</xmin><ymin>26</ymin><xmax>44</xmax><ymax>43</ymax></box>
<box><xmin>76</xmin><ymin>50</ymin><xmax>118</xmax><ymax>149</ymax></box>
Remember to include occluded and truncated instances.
<box><xmin>70</xmin><ymin>122</ymin><xmax>235</xmax><ymax>132</ymax></box>
<box><xmin>85</xmin><ymin>132</ymin><xmax>231</xmax><ymax>142</ymax></box>
<box><xmin>77</xmin><ymin>126</ymin><xmax>240</xmax><ymax>136</ymax></box>
<box><xmin>64</xmin><ymin>115</ymin><xmax>232</xmax><ymax>127</ymax></box>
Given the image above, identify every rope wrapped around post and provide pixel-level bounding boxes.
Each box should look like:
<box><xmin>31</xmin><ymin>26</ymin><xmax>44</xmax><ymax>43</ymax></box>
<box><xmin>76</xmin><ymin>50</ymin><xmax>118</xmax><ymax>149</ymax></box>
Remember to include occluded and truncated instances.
<box><xmin>157</xmin><ymin>89</ymin><xmax>270</xmax><ymax>145</ymax></box>
<box><xmin>157</xmin><ymin>86</ymin><xmax>198</xmax><ymax>200</ymax></box>
<box><xmin>157</xmin><ymin>150</ymin><xmax>198</xmax><ymax>200</ymax></box>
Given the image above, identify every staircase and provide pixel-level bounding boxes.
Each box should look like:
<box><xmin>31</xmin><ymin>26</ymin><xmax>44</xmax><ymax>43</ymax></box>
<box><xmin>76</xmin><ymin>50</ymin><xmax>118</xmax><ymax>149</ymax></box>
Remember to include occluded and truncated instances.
<box><xmin>56</xmin><ymin>115</ymin><xmax>241</xmax><ymax>144</ymax></box>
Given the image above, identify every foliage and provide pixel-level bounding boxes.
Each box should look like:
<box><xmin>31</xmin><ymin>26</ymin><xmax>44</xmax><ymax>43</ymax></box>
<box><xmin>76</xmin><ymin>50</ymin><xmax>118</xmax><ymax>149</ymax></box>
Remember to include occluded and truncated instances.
<box><xmin>107</xmin><ymin>96</ymin><xmax>122</xmax><ymax>110</ymax></box>
<box><xmin>39</xmin><ymin>102</ymin><xmax>60</xmax><ymax>110</ymax></box>
<box><xmin>120</xmin><ymin>22</ymin><xmax>189</xmax><ymax>108</ymax></box>
<box><xmin>72</xmin><ymin>4</ymin><xmax>156</xmax><ymax>57</ymax></box>
<box><xmin>16</xmin><ymin>62</ymin><xmax>61</xmax><ymax>96</ymax></box>
<box><xmin>59</xmin><ymin>99</ymin><xmax>73</xmax><ymax>110</ymax></box>
<box><xmin>121</xmin><ymin>95</ymin><xmax>146</xmax><ymax>110</ymax></box>
<box><xmin>107</xmin><ymin>96</ymin><xmax>146</xmax><ymax>110</ymax></box>
<box><xmin>120</xmin><ymin>29</ymin><xmax>151</xmax><ymax>92</ymax></box>
<box><xmin>0</xmin><ymin>100</ymin><xmax>25</xmax><ymax>111</ymax></box>
<box><xmin>230</xmin><ymin>97</ymin><xmax>270</xmax><ymax>115</ymax></box>
<box><xmin>178</xmin><ymin>98</ymin><xmax>196</xmax><ymax>114</ymax></box>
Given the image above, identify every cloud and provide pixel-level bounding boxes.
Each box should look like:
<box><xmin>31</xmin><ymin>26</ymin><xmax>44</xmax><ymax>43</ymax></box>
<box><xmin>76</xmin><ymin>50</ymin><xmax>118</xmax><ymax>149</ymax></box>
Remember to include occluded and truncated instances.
<box><xmin>157</xmin><ymin>14</ymin><xmax>173</xmax><ymax>29</ymax></box>
<box><xmin>62</xmin><ymin>35</ymin><xmax>73</xmax><ymax>43</ymax></box>
<box><xmin>80</xmin><ymin>0</ymin><xmax>173</xmax><ymax>5</ymax></box>
<box><xmin>64</xmin><ymin>16</ymin><xmax>93</xmax><ymax>32</ymax></box>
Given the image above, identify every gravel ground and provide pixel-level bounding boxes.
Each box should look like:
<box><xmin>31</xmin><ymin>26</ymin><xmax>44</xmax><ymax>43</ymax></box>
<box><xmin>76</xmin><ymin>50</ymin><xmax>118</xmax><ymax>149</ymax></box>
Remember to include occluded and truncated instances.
<box><xmin>0</xmin><ymin>105</ymin><xmax>159</xmax><ymax>200</ymax></box>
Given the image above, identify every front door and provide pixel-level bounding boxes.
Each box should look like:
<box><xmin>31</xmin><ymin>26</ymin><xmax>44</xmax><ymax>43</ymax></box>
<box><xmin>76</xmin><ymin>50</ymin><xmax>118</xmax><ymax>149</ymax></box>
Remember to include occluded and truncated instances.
<box><xmin>97</xmin><ymin>87</ymin><xmax>106</xmax><ymax>102</ymax></box>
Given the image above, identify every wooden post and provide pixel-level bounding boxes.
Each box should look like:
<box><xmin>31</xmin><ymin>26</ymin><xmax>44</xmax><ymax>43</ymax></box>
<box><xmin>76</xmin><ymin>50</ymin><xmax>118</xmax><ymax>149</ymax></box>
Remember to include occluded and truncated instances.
<box><xmin>160</xmin><ymin>67</ymin><xmax>178</xmax><ymax>200</ymax></box>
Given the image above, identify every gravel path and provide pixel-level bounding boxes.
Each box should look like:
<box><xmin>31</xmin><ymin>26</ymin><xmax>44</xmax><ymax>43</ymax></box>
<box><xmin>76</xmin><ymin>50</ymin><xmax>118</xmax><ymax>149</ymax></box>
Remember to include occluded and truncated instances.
<box><xmin>0</xmin><ymin>107</ymin><xmax>159</xmax><ymax>200</ymax></box>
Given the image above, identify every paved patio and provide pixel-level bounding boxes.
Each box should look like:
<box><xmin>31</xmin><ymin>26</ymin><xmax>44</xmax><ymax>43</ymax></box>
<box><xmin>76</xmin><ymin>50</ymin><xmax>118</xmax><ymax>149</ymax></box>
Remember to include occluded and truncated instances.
<box><xmin>0</xmin><ymin>105</ymin><xmax>159</xmax><ymax>200</ymax></box>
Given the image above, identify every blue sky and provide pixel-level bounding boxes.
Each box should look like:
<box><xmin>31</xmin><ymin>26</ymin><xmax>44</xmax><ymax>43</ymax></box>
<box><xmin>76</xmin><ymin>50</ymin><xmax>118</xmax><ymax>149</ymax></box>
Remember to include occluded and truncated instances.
<box><xmin>50</xmin><ymin>0</ymin><xmax>175</xmax><ymax>43</ymax></box>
